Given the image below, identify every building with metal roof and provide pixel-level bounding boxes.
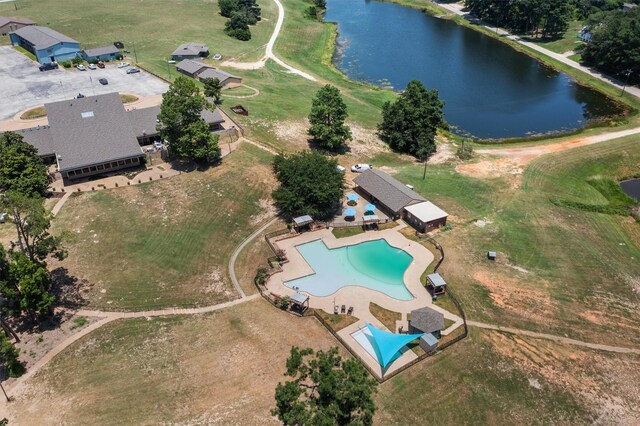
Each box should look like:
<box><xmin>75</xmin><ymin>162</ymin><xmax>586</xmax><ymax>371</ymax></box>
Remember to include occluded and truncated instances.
<box><xmin>0</xmin><ymin>16</ymin><xmax>35</xmax><ymax>36</ymax></box>
<box><xmin>171</xmin><ymin>42</ymin><xmax>209</xmax><ymax>60</ymax></box>
<box><xmin>353</xmin><ymin>169</ymin><xmax>426</xmax><ymax>217</ymax></box>
<box><xmin>404</xmin><ymin>201</ymin><xmax>448</xmax><ymax>232</ymax></box>
<box><xmin>9</xmin><ymin>26</ymin><xmax>81</xmax><ymax>64</ymax></box>
<box><xmin>426</xmin><ymin>273</ymin><xmax>447</xmax><ymax>295</ymax></box>
<box><xmin>175</xmin><ymin>59</ymin><xmax>242</xmax><ymax>87</ymax></box>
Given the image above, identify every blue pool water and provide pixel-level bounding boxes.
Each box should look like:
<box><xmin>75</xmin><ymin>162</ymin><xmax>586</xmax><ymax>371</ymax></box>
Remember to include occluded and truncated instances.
<box><xmin>285</xmin><ymin>239</ymin><xmax>414</xmax><ymax>300</ymax></box>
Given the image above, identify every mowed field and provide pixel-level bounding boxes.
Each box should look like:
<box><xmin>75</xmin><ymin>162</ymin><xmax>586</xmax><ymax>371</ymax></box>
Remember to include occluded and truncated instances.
<box><xmin>0</xmin><ymin>0</ymin><xmax>277</xmax><ymax>79</ymax></box>
<box><xmin>372</xmin><ymin>135</ymin><xmax>640</xmax><ymax>347</ymax></box>
<box><xmin>50</xmin><ymin>144</ymin><xmax>276</xmax><ymax>311</ymax></box>
<box><xmin>7</xmin><ymin>299</ymin><xmax>639</xmax><ymax>424</ymax></box>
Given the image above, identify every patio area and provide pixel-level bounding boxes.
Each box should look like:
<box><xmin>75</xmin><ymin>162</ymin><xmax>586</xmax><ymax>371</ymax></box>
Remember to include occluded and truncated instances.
<box><xmin>330</xmin><ymin>191</ymin><xmax>390</xmax><ymax>227</ymax></box>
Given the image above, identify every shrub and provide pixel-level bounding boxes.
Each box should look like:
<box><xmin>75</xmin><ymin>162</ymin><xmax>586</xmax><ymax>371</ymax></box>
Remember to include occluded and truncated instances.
<box><xmin>456</xmin><ymin>139</ymin><xmax>474</xmax><ymax>160</ymax></box>
<box><xmin>71</xmin><ymin>56</ymin><xmax>83</xmax><ymax>65</ymax></box>
<box><xmin>275</xmin><ymin>247</ymin><xmax>287</xmax><ymax>261</ymax></box>
<box><xmin>60</xmin><ymin>60</ymin><xmax>72</xmax><ymax>68</ymax></box>
<box><xmin>275</xmin><ymin>295</ymin><xmax>290</xmax><ymax>310</ymax></box>
<box><xmin>255</xmin><ymin>267</ymin><xmax>269</xmax><ymax>286</ymax></box>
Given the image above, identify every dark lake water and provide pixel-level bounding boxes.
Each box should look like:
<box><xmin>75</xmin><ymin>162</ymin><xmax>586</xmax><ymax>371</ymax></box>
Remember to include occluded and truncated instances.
<box><xmin>326</xmin><ymin>0</ymin><xmax>625</xmax><ymax>139</ymax></box>
<box><xmin>620</xmin><ymin>179</ymin><xmax>640</xmax><ymax>202</ymax></box>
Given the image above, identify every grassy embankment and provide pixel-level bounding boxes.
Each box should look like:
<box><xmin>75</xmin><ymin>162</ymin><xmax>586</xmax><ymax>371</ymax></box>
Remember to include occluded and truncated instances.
<box><xmin>368</xmin><ymin>135</ymin><xmax>640</xmax><ymax>347</ymax></box>
<box><xmin>13</xmin><ymin>298</ymin><xmax>640</xmax><ymax>423</ymax></box>
<box><xmin>51</xmin><ymin>143</ymin><xmax>276</xmax><ymax>311</ymax></box>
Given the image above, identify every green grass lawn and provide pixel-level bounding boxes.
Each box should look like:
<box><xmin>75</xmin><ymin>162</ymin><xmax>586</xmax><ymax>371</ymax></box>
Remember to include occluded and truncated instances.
<box><xmin>51</xmin><ymin>144</ymin><xmax>276</xmax><ymax>311</ymax></box>
<box><xmin>529</xmin><ymin>20</ymin><xmax>586</xmax><ymax>55</ymax></box>
<box><xmin>1</xmin><ymin>0</ymin><xmax>277</xmax><ymax>80</ymax></box>
<box><xmin>332</xmin><ymin>226</ymin><xmax>364</xmax><ymax>239</ymax></box>
<box><xmin>391</xmin><ymin>136</ymin><xmax>640</xmax><ymax>346</ymax></box>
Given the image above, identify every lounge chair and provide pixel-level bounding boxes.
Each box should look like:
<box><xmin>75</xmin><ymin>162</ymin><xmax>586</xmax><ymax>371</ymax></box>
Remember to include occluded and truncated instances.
<box><xmin>347</xmin><ymin>306</ymin><xmax>354</xmax><ymax>315</ymax></box>
<box><xmin>334</xmin><ymin>305</ymin><xmax>339</xmax><ymax>315</ymax></box>
<box><xmin>341</xmin><ymin>305</ymin><xmax>346</xmax><ymax>314</ymax></box>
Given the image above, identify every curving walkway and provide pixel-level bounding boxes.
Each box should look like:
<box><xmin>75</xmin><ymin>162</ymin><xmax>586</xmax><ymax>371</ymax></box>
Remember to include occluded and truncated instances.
<box><xmin>223</xmin><ymin>84</ymin><xmax>261</xmax><ymax>99</ymax></box>
<box><xmin>222</xmin><ymin>0</ymin><xmax>317</xmax><ymax>81</ymax></box>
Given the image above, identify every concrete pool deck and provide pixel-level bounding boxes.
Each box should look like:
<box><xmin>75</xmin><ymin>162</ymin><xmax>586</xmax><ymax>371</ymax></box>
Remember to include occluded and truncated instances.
<box><xmin>265</xmin><ymin>224</ymin><xmax>464</xmax><ymax>377</ymax></box>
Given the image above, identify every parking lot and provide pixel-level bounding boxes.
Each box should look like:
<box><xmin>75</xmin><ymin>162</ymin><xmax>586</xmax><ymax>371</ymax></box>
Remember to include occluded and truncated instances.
<box><xmin>0</xmin><ymin>46</ymin><xmax>169</xmax><ymax>121</ymax></box>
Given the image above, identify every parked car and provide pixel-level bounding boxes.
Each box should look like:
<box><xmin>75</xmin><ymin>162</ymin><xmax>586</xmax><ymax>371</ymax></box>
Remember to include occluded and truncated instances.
<box><xmin>88</xmin><ymin>63</ymin><xmax>97</xmax><ymax>70</ymax></box>
<box><xmin>98</xmin><ymin>78</ymin><xmax>108</xmax><ymax>85</ymax></box>
<box><xmin>39</xmin><ymin>62</ymin><xmax>59</xmax><ymax>72</ymax></box>
<box><xmin>97</xmin><ymin>61</ymin><xmax>105</xmax><ymax>69</ymax></box>
<box><xmin>336</xmin><ymin>165</ymin><xmax>346</xmax><ymax>173</ymax></box>
<box><xmin>167</xmin><ymin>60</ymin><xmax>176</xmax><ymax>64</ymax></box>
<box><xmin>76</xmin><ymin>93</ymin><xmax>85</xmax><ymax>98</ymax></box>
<box><xmin>351</xmin><ymin>164</ymin><xmax>373</xmax><ymax>173</ymax></box>
<box><xmin>126</xmin><ymin>68</ymin><xmax>140</xmax><ymax>74</ymax></box>
<box><xmin>117</xmin><ymin>62</ymin><xmax>130</xmax><ymax>68</ymax></box>
<box><xmin>76</xmin><ymin>64</ymin><xmax>86</xmax><ymax>71</ymax></box>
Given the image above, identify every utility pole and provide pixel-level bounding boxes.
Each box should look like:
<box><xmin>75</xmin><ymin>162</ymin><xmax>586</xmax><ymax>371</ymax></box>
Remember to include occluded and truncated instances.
<box><xmin>620</xmin><ymin>70</ymin><xmax>632</xmax><ymax>96</ymax></box>
<box><xmin>132</xmin><ymin>42</ymin><xmax>138</xmax><ymax>64</ymax></box>
<box><xmin>166</xmin><ymin>59</ymin><xmax>172</xmax><ymax>80</ymax></box>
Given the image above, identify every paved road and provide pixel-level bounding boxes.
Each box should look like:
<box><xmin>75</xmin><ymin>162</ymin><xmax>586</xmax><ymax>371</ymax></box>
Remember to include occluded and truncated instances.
<box><xmin>0</xmin><ymin>46</ymin><xmax>168</xmax><ymax>120</ymax></box>
<box><xmin>467</xmin><ymin>321</ymin><xmax>640</xmax><ymax>354</ymax></box>
<box><xmin>437</xmin><ymin>2</ymin><xmax>640</xmax><ymax>99</ymax></box>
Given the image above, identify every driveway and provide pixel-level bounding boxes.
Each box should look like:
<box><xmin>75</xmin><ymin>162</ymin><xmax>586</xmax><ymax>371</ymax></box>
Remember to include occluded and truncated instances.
<box><xmin>0</xmin><ymin>46</ymin><xmax>168</xmax><ymax>121</ymax></box>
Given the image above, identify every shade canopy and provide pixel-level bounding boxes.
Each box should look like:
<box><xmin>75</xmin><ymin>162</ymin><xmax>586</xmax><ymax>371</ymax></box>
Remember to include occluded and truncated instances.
<box><xmin>344</xmin><ymin>208</ymin><xmax>356</xmax><ymax>217</ymax></box>
<box><xmin>364</xmin><ymin>203</ymin><xmax>376</xmax><ymax>211</ymax></box>
<box><xmin>346</xmin><ymin>193</ymin><xmax>359</xmax><ymax>201</ymax></box>
<box><xmin>365</xmin><ymin>324</ymin><xmax>423</xmax><ymax>368</ymax></box>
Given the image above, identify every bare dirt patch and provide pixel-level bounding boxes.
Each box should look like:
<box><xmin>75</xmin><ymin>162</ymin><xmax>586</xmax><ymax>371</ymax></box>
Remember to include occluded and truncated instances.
<box><xmin>456</xmin><ymin>158</ymin><xmax>526</xmax><ymax>188</ymax></box>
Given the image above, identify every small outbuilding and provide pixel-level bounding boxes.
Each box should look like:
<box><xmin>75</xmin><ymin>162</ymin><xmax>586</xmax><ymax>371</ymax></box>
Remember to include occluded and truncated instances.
<box><xmin>403</xmin><ymin>201</ymin><xmax>448</xmax><ymax>233</ymax></box>
<box><xmin>293</xmin><ymin>215</ymin><xmax>313</xmax><ymax>232</ymax></box>
<box><xmin>426</xmin><ymin>273</ymin><xmax>447</xmax><ymax>295</ymax></box>
<box><xmin>83</xmin><ymin>45</ymin><xmax>120</xmax><ymax>62</ymax></box>
<box><xmin>175</xmin><ymin>59</ymin><xmax>242</xmax><ymax>87</ymax></box>
<box><xmin>408</xmin><ymin>306</ymin><xmax>445</xmax><ymax>338</ymax></box>
<box><xmin>0</xmin><ymin>16</ymin><xmax>35</xmax><ymax>36</ymax></box>
<box><xmin>290</xmin><ymin>292</ymin><xmax>309</xmax><ymax>313</ymax></box>
<box><xmin>419</xmin><ymin>333</ymin><xmax>439</xmax><ymax>353</ymax></box>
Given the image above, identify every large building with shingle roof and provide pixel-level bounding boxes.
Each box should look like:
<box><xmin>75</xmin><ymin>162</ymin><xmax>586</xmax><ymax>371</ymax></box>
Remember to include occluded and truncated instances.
<box><xmin>171</xmin><ymin>42</ymin><xmax>209</xmax><ymax>60</ymax></box>
<box><xmin>6</xmin><ymin>93</ymin><xmax>229</xmax><ymax>180</ymax></box>
<box><xmin>175</xmin><ymin>59</ymin><xmax>242</xmax><ymax>87</ymax></box>
<box><xmin>9</xmin><ymin>25</ymin><xmax>81</xmax><ymax>64</ymax></box>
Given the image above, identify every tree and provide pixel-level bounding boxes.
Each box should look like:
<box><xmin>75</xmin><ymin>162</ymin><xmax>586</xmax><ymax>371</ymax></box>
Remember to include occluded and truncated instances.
<box><xmin>582</xmin><ymin>8</ymin><xmax>640</xmax><ymax>84</ymax></box>
<box><xmin>1</xmin><ymin>193</ymin><xmax>65</xmax><ymax>265</ymax></box>
<box><xmin>202</xmin><ymin>77</ymin><xmax>224</xmax><ymax>104</ymax></box>
<box><xmin>219</xmin><ymin>0</ymin><xmax>239</xmax><ymax>17</ymax></box>
<box><xmin>238</xmin><ymin>0</ymin><xmax>261</xmax><ymax>24</ymax></box>
<box><xmin>157</xmin><ymin>76</ymin><xmax>221</xmax><ymax>163</ymax></box>
<box><xmin>0</xmin><ymin>131</ymin><xmax>49</xmax><ymax>197</ymax></box>
<box><xmin>308</xmin><ymin>85</ymin><xmax>352</xmax><ymax>152</ymax></box>
<box><xmin>272</xmin><ymin>151</ymin><xmax>344</xmax><ymax>220</ymax></box>
<box><xmin>272</xmin><ymin>347</ymin><xmax>377</xmax><ymax>426</ymax></box>
<box><xmin>378</xmin><ymin>80</ymin><xmax>444</xmax><ymax>161</ymax></box>
<box><xmin>0</xmin><ymin>333</ymin><xmax>24</xmax><ymax>378</ymax></box>
<box><xmin>224</xmin><ymin>11</ymin><xmax>252</xmax><ymax>41</ymax></box>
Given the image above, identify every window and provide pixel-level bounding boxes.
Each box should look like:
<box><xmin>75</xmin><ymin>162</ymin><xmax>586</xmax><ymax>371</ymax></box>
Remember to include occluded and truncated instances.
<box><xmin>104</xmin><ymin>163</ymin><xmax>111</xmax><ymax>169</ymax></box>
<box><xmin>89</xmin><ymin>166</ymin><xmax>97</xmax><ymax>172</ymax></box>
<box><xmin>82</xmin><ymin>168</ymin><xmax>89</xmax><ymax>173</ymax></box>
<box><xmin>118</xmin><ymin>160</ymin><xmax>125</xmax><ymax>166</ymax></box>
<box><xmin>111</xmin><ymin>162</ymin><xmax>118</xmax><ymax>168</ymax></box>
<box><xmin>125</xmin><ymin>158</ymin><xmax>132</xmax><ymax>165</ymax></box>
<box><xmin>68</xmin><ymin>170</ymin><xmax>75</xmax><ymax>176</ymax></box>
<box><xmin>97</xmin><ymin>164</ymin><xmax>104</xmax><ymax>170</ymax></box>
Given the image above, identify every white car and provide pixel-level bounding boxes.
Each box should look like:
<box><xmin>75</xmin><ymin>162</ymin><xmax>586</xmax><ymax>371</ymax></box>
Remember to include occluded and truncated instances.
<box><xmin>88</xmin><ymin>63</ymin><xmax>97</xmax><ymax>70</ymax></box>
<box><xmin>76</xmin><ymin>64</ymin><xmax>86</xmax><ymax>71</ymax></box>
<box><xmin>351</xmin><ymin>164</ymin><xmax>373</xmax><ymax>173</ymax></box>
<box><xmin>117</xmin><ymin>62</ymin><xmax>130</xmax><ymax>68</ymax></box>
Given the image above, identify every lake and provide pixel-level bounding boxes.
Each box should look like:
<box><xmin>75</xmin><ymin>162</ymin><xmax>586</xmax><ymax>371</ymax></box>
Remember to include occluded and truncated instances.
<box><xmin>620</xmin><ymin>179</ymin><xmax>640</xmax><ymax>202</ymax></box>
<box><xmin>325</xmin><ymin>0</ymin><xmax>625</xmax><ymax>139</ymax></box>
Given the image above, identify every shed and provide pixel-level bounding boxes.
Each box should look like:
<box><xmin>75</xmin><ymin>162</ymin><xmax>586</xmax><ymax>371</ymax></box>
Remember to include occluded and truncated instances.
<box><xmin>426</xmin><ymin>273</ymin><xmax>447</xmax><ymax>295</ymax></box>
<box><xmin>290</xmin><ymin>292</ymin><xmax>309</xmax><ymax>312</ymax></box>
<box><xmin>293</xmin><ymin>215</ymin><xmax>313</xmax><ymax>231</ymax></box>
<box><xmin>408</xmin><ymin>306</ymin><xmax>445</xmax><ymax>337</ymax></box>
<box><xmin>403</xmin><ymin>201</ymin><xmax>448</xmax><ymax>233</ymax></box>
<box><xmin>419</xmin><ymin>333</ymin><xmax>439</xmax><ymax>353</ymax></box>
<box><xmin>487</xmin><ymin>251</ymin><xmax>497</xmax><ymax>261</ymax></box>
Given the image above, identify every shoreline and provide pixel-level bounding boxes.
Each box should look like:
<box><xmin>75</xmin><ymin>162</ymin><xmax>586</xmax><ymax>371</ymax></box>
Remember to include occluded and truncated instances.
<box><xmin>319</xmin><ymin>0</ymin><xmax>638</xmax><ymax>143</ymax></box>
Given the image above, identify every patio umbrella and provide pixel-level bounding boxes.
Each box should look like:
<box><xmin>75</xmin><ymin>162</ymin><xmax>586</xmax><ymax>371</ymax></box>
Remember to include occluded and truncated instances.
<box><xmin>364</xmin><ymin>203</ymin><xmax>376</xmax><ymax>211</ymax></box>
<box><xmin>346</xmin><ymin>193</ymin><xmax>359</xmax><ymax>202</ymax></box>
<box><xmin>344</xmin><ymin>208</ymin><xmax>356</xmax><ymax>217</ymax></box>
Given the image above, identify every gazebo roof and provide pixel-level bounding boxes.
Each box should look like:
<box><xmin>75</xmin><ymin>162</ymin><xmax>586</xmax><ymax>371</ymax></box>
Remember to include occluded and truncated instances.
<box><xmin>427</xmin><ymin>273</ymin><xmax>447</xmax><ymax>287</ymax></box>
<box><xmin>365</xmin><ymin>324</ymin><xmax>423</xmax><ymax>368</ymax></box>
<box><xmin>293</xmin><ymin>215</ymin><xmax>313</xmax><ymax>226</ymax></box>
<box><xmin>290</xmin><ymin>292</ymin><xmax>309</xmax><ymax>305</ymax></box>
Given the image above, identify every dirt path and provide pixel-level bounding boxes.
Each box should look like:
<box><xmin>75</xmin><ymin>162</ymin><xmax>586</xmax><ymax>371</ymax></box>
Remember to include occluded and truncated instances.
<box><xmin>476</xmin><ymin>126</ymin><xmax>640</xmax><ymax>159</ymax></box>
<box><xmin>467</xmin><ymin>321</ymin><xmax>640</xmax><ymax>354</ymax></box>
<box><xmin>222</xmin><ymin>0</ymin><xmax>317</xmax><ymax>81</ymax></box>
<box><xmin>223</xmin><ymin>84</ymin><xmax>261</xmax><ymax>99</ymax></box>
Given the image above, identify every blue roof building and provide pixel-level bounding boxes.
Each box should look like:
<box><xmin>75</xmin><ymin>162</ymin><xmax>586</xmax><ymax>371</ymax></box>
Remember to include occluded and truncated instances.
<box><xmin>10</xmin><ymin>26</ymin><xmax>81</xmax><ymax>64</ymax></box>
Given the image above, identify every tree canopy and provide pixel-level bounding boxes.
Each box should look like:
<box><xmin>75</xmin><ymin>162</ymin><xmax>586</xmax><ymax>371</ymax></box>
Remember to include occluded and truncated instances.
<box><xmin>378</xmin><ymin>80</ymin><xmax>444</xmax><ymax>160</ymax></box>
<box><xmin>202</xmin><ymin>77</ymin><xmax>224</xmax><ymax>104</ymax></box>
<box><xmin>308</xmin><ymin>85</ymin><xmax>352</xmax><ymax>152</ymax></box>
<box><xmin>272</xmin><ymin>151</ymin><xmax>344</xmax><ymax>220</ymax></box>
<box><xmin>464</xmin><ymin>0</ymin><xmax>573</xmax><ymax>37</ymax></box>
<box><xmin>582</xmin><ymin>8</ymin><xmax>640</xmax><ymax>84</ymax></box>
<box><xmin>224</xmin><ymin>11</ymin><xmax>252</xmax><ymax>41</ymax></box>
<box><xmin>157</xmin><ymin>76</ymin><xmax>220</xmax><ymax>163</ymax></box>
<box><xmin>272</xmin><ymin>347</ymin><xmax>377</xmax><ymax>426</ymax></box>
<box><xmin>0</xmin><ymin>131</ymin><xmax>49</xmax><ymax>197</ymax></box>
